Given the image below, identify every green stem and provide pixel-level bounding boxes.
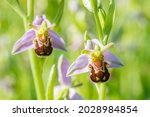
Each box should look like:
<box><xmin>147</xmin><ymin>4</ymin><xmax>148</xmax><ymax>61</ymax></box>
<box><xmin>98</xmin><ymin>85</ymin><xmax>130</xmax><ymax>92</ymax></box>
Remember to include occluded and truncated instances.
<box><xmin>93</xmin><ymin>11</ymin><xmax>104</xmax><ymax>43</ymax></box>
<box><xmin>28</xmin><ymin>50</ymin><xmax>45</xmax><ymax>100</ymax></box>
<box><xmin>90</xmin><ymin>0</ymin><xmax>106</xmax><ymax>100</ymax></box>
<box><xmin>27</xmin><ymin>0</ymin><xmax>34</xmax><ymax>20</ymax></box>
<box><xmin>95</xmin><ymin>83</ymin><xmax>106</xmax><ymax>100</ymax></box>
<box><xmin>90</xmin><ymin>0</ymin><xmax>104</xmax><ymax>43</ymax></box>
<box><xmin>23</xmin><ymin>0</ymin><xmax>45</xmax><ymax>100</ymax></box>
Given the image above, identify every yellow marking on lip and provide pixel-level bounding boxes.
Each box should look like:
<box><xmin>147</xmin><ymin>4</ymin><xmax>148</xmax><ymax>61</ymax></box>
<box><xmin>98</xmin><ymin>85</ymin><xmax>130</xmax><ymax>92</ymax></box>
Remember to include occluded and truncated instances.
<box><xmin>40</xmin><ymin>52</ymin><xmax>44</xmax><ymax>55</ymax></box>
<box><xmin>96</xmin><ymin>77</ymin><xmax>100</xmax><ymax>81</ymax></box>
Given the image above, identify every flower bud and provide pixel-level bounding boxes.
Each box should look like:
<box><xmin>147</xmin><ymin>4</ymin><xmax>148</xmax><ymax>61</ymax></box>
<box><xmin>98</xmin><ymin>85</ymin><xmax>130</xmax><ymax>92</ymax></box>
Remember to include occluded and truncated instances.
<box><xmin>82</xmin><ymin>0</ymin><xmax>101</xmax><ymax>12</ymax></box>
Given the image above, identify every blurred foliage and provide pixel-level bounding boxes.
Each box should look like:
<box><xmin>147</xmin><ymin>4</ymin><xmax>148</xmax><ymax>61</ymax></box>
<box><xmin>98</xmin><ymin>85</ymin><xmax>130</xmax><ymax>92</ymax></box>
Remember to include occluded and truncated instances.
<box><xmin>0</xmin><ymin>0</ymin><xmax>150</xmax><ymax>100</ymax></box>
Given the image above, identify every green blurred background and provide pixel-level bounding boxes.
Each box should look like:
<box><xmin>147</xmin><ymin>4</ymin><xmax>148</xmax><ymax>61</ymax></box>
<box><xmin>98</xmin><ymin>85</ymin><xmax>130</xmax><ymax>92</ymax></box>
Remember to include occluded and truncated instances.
<box><xmin>0</xmin><ymin>0</ymin><xmax>150</xmax><ymax>100</ymax></box>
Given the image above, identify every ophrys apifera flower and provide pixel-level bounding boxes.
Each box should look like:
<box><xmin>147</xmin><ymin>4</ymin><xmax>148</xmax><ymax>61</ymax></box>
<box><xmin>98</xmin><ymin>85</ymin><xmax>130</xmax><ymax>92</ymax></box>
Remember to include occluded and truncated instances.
<box><xmin>12</xmin><ymin>15</ymin><xmax>66</xmax><ymax>56</ymax></box>
<box><xmin>54</xmin><ymin>55</ymin><xmax>83</xmax><ymax>100</ymax></box>
<box><xmin>67</xmin><ymin>39</ymin><xmax>123</xmax><ymax>83</ymax></box>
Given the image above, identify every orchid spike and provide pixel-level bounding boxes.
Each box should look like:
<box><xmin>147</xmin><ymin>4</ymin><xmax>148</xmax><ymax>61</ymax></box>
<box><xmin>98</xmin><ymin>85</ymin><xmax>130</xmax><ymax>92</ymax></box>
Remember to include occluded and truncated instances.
<box><xmin>67</xmin><ymin>39</ymin><xmax>123</xmax><ymax>83</ymax></box>
<box><xmin>55</xmin><ymin>55</ymin><xmax>83</xmax><ymax>100</ymax></box>
<box><xmin>12</xmin><ymin>15</ymin><xmax>66</xmax><ymax>56</ymax></box>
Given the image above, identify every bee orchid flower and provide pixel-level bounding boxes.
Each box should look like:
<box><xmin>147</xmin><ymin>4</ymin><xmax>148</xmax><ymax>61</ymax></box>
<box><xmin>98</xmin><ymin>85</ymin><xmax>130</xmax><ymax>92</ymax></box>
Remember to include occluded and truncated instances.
<box><xmin>54</xmin><ymin>55</ymin><xmax>83</xmax><ymax>100</ymax></box>
<box><xmin>12</xmin><ymin>15</ymin><xmax>66</xmax><ymax>56</ymax></box>
<box><xmin>67</xmin><ymin>39</ymin><xmax>123</xmax><ymax>83</ymax></box>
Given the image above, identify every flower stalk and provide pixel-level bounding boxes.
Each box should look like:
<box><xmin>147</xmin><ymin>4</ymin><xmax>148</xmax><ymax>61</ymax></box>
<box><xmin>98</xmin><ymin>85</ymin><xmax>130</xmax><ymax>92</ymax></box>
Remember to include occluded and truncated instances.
<box><xmin>90</xmin><ymin>0</ymin><xmax>115</xmax><ymax>100</ymax></box>
<box><xmin>90</xmin><ymin>0</ymin><xmax>107</xmax><ymax>100</ymax></box>
<box><xmin>27</xmin><ymin>0</ymin><xmax>34</xmax><ymax>21</ymax></box>
<box><xmin>90</xmin><ymin>0</ymin><xmax>104</xmax><ymax>43</ymax></box>
<box><xmin>25</xmin><ymin>0</ymin><xmax>45</xmax><ymax>100</ymax></box>
<box><xmin>95</xmin><ymin>83</ymin><xmax>106</xmax><ymax>100</ymax></box>
<box><xmin>93</xmin><ymin>11</ymin><xmax>104</xmax><ymax>42</ymax></box>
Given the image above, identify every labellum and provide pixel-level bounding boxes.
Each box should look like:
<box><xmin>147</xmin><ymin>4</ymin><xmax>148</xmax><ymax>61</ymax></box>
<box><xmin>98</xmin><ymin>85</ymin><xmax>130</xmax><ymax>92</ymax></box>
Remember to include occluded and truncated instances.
<box><xmin>33</xmin><ymin>24</ymin><xmax>53</xmax><ymax>56</ymax></box>
<box><xmin>88</xmin><ymin>60</ymin><xmax>110</xmax><ymax>83</ymax></box>
<box><xmin>34</xmin><ymin>37</ymin><xmax>53</xmax><ymax>56</ymax></box>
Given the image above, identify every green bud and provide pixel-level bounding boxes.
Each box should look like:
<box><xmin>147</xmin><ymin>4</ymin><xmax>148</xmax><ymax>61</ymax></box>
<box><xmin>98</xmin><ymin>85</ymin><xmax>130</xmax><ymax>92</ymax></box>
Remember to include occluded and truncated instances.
<box><xmin>84</xmin><ymin>31</ymin><xmax>91</xmax><ymax>42</ymax></box>
<box><xmin>82</xmin><ymin>0</ymin><xmax>101</xmax><ymax>12</ymax></box>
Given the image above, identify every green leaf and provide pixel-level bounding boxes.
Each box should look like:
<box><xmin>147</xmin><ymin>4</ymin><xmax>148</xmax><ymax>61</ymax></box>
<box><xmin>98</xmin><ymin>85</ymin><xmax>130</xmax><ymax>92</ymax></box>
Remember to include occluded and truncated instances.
<box><xmin>6</xmin><ymin>0</ymin><xmax>26</xmax><ymax>18</ymax></box>
<box><xmin>45</xmin><ymin>65</ymin><xmax>56</xmax><ymax>100</ymax></box>
<box><xmin>53</xmin><ymin>0</ymin><xmax>64</xmax><ymax>26</ymax></box>
<box><xmin>103</xmin><ymin>0</ymin><xmax>115</xmax><ymax>44</ymax></box>
<box><xmin>55</xmin><ymin>88</ymin><xmax>69</xmax><ymax>100</ymax></box>
<box><xmin>6</xmin><ymin>0</ymin><xmax>19</xmax><ymax>6</ymax></box>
